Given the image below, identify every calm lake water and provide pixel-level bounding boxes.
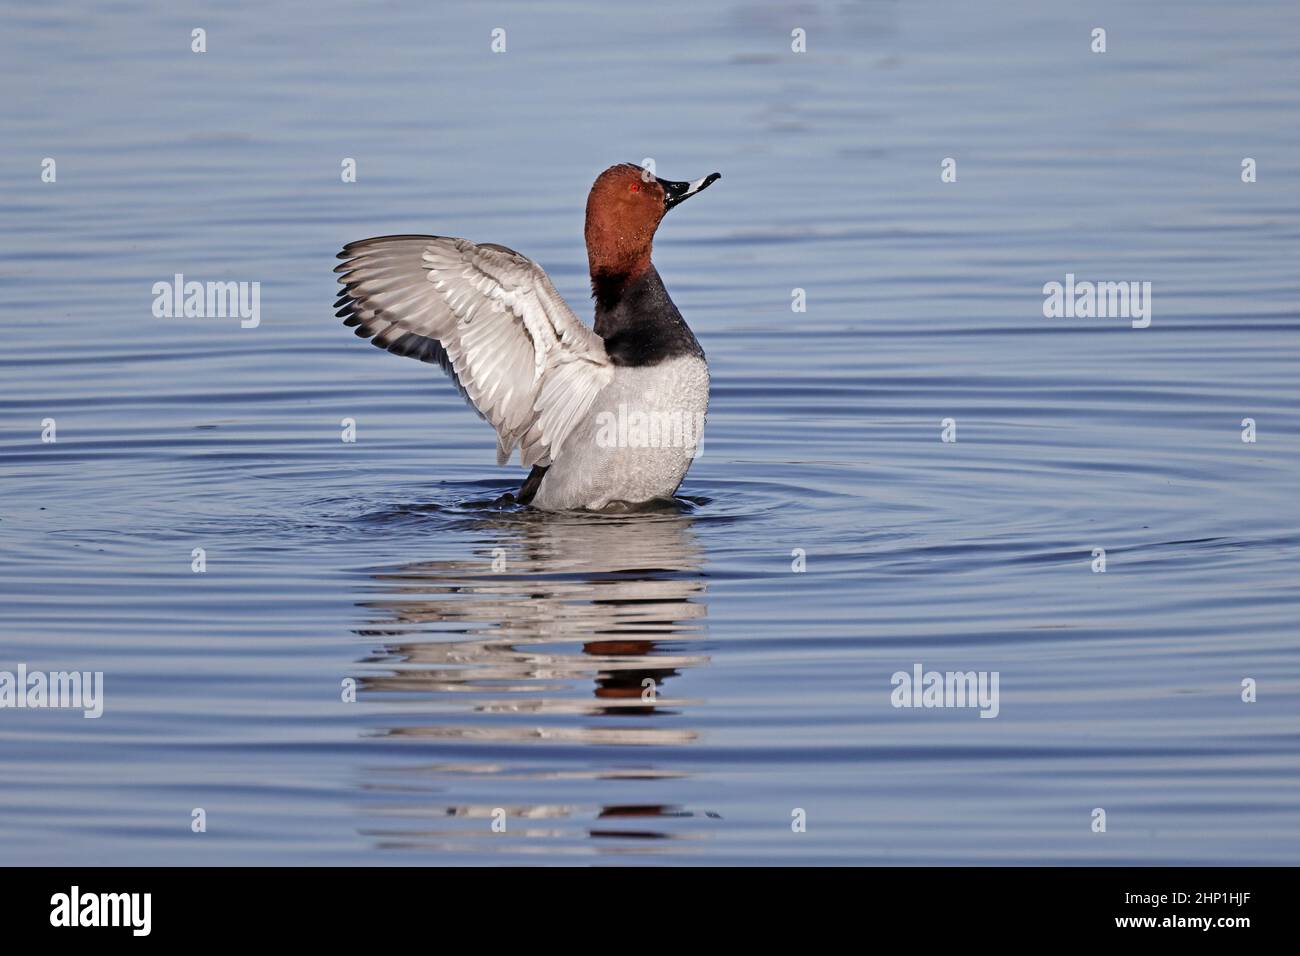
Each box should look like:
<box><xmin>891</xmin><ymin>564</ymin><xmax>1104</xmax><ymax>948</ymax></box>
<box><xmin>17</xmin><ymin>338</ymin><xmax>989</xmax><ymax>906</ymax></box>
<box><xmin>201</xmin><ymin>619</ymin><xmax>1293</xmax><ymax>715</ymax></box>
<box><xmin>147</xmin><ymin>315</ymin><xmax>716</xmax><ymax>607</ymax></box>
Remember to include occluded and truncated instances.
<box><xmin>2</xmin><ymin>0</ymin><xmax>1298</xmax><ymax>865</ymax></box>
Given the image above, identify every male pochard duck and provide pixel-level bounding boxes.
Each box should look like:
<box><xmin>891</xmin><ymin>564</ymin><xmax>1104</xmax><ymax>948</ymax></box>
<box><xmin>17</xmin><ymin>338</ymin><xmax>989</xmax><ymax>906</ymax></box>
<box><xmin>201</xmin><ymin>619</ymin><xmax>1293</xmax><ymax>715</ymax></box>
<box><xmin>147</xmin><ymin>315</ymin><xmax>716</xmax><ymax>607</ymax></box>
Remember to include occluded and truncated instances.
<box><xmin>335</xmin><ymin>163</ymin><xmax>720</xmax><ymax>511</ymax></box>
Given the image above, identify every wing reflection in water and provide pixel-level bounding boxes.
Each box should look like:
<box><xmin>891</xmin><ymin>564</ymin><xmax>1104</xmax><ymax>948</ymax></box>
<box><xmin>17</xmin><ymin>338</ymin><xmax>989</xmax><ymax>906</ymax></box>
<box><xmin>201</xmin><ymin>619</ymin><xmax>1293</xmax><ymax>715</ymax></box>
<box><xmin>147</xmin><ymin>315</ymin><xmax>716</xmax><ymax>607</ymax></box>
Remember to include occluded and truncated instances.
<box><xmin>351</xmin><ymin>507</ymin><xmax>718</xmax><ymax>854</ymax></box>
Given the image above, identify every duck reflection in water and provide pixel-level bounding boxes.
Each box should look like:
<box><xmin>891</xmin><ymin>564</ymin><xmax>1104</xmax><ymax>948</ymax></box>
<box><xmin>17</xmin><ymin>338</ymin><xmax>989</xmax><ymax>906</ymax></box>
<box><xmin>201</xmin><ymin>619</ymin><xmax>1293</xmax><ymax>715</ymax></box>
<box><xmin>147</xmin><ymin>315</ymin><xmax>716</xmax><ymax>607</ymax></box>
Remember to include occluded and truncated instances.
<box><xmin>352</xmin><ymin>506</ymin><xmax>717</xmax><ymax>849</ymax></box>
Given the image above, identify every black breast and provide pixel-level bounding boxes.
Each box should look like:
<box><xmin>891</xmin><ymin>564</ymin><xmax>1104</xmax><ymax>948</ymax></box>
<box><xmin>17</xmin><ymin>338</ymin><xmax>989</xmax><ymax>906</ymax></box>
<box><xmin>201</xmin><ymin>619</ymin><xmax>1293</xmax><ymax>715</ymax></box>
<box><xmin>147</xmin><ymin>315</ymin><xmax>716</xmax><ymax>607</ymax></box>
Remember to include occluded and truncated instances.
<box><xmin>592</xmin><ymin>266</ymin><xmax>705</xmax><ymax>367</ymax></box>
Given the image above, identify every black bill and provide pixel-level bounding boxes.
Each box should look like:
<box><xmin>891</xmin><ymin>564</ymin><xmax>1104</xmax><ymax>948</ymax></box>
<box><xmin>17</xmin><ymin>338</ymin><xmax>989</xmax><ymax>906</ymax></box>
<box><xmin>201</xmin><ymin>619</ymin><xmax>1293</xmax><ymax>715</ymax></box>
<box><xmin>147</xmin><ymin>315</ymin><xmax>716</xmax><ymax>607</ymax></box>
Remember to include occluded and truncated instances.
<box><xmin>658</xmin><ymin>172</ymin><xmax>721</xmax><ymax>211</ymax></box>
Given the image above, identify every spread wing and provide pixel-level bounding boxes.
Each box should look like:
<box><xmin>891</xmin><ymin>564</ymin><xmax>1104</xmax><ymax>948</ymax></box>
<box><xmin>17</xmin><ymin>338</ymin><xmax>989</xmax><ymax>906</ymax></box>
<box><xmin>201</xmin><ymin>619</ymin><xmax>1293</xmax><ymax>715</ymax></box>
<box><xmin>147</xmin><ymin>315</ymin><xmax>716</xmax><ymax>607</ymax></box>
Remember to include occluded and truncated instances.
<box><xmin>334</xmin><ymin>235</ymin><xmax>614</xmax><ymax>467</ymax></box>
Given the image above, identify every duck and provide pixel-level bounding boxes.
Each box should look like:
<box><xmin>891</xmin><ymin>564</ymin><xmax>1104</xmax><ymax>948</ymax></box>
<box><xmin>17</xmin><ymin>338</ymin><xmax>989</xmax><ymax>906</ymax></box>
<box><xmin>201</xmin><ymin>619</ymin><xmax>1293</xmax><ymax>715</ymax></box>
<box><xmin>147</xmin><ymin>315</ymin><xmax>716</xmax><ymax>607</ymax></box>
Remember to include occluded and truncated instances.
<box><xmin>334</xmin><ymin>163</ymin><xmax>720</xmax><ymax>511</ymax></box>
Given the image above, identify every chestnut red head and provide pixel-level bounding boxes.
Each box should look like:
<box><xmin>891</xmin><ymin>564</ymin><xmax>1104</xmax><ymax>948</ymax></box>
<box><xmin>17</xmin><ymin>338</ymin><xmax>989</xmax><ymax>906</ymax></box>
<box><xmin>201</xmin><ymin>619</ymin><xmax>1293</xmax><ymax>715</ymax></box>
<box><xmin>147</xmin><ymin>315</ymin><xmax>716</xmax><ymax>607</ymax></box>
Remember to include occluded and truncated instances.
<box><xmin>584</xmin><ymin>163</ymin><xmax>720</xmax><ymax>280</ymax></box>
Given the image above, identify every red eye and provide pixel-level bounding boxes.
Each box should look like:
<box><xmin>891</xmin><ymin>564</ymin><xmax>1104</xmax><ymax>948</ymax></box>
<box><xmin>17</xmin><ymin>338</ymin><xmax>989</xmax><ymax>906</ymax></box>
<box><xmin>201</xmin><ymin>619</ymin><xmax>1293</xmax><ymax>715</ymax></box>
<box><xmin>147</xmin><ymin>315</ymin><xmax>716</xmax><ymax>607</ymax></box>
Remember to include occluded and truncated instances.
<box><xmin>628</xmin><ymin>183</ymin><xmax>640</xmax><ymax>193</ymax></box>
